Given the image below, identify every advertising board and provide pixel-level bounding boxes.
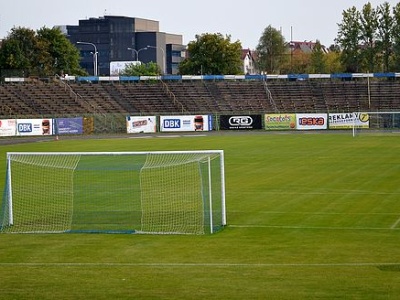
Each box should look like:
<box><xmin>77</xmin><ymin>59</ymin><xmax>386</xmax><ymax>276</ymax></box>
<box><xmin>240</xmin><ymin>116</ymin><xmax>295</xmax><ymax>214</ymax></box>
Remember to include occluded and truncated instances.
<box><xmin>0</xmin><ymin>119</ymin><xmax>16</xmax><ymax>137</ymax></box>
<box><xmin>56</xmin><ymin>118</ymin><xmax>83</xmax><ymax>135</ymax></box>
<box><xmin>265</xmin><ymin>114</ymin><xmax>296</xmax><ymax>130</ymax></box>
<box><xmin>160</xmin><ymin>115</ymin><xmax>212</xmax><ymax>132</ymax></box>
<box><xmin>296</xmin><ymin>114</ymin><xmax>328</xmax><ymax>130</ymax></box>
<box><xmin>219</xmin><ymin>115</ymin><xmax>262</xmax><ymax>130</ymax></box>
<box><xmin>328</xmin><ymin>112</ymin><xmax>369</xmax><ymax>129</ymax></box>
<box><xmin>16</xmin><ymin>119</ymin><xmax>53</xmax><ymax>136</ymax></box>
<box><xmin>126</xmin><ymin>116</ymin><xmax>157</xmax><ymax>133</ymax></box>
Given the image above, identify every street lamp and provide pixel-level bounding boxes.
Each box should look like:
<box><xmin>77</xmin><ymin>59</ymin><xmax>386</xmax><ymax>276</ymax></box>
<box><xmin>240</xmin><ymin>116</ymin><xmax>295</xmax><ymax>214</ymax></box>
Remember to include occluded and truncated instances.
<box><xmin>127</xmin><ymin>47</ymin><xmax>148</xmax><ymax>62</ymax></box>
<box><xmin>147</xmin><ymin>45</ymin><xmax>165</xmax><ymax>74</ymax></box>
<box><xmin>77</xmin><ymin>41</ymin><xmax>98</xmax><ymax>76</ymax></box>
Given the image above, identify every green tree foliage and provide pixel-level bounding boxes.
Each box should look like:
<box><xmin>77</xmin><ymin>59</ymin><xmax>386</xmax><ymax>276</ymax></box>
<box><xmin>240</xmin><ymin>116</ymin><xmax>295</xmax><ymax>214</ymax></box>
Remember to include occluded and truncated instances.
<box><xmin>307</xmin><ymin>41</ymin><xmax>327</xmax><ymax>73</ymax></box>
<box><xmin>392</xmin><ymin>3</ymin><xmax>400</xmax><ymax>70</ymax></box>
<box><xmin>359</xmin><ymin>2</ymin><xmax>379</xmax><ymax>72</ymax></box>
<box><xmin>178</xmin><ymin>33</ymin><xmax>242</xmax><ymax>75</ymax></box>
<box><xmin>377</xmin><ymin>2</ymin><xmax>393</xmax><ymax>72</ymax></box>
<box><xmin>0</xmin><ymin>26</ymin><xmax>85</xmax><ymax>77</ymax></box>
<box><xmin>324</xmin><ymin>50</ymin><xmax>344</xmax><ymax>73</ymax></box>
<box><xmin>336</xmin><ymin>6</ymin><xmax>362</xmax><ymax>72</ymax></box>
<box><xmin>336</xmin><ymin>1</ymin><xmax>400</xmax><ymax>73</ymax></box>
<box><xmin>0</xmin><ymin>27</ymin><xmax>37</xmax><ymax>75</ymax></box>
<box><xmin>256</xmin><ymin>25</ymin><xmax>287</xmax><ymax>74</ymax></box>
<box><xmin>37</xmin><ymin>27</ymin><xmax>83</xmax><ymax>76</ymax></box>
<box><xmin>120</xmin><ymin>62</ymin><xmax>160</xmax><ymax>76</ymax></box>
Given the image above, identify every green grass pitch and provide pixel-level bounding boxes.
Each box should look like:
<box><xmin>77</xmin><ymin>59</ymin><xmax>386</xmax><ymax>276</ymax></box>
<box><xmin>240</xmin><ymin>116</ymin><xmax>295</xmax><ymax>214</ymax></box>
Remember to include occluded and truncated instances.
<box><xmin>0</xmin><ymin>132</ymin><xmax>399</xmax><ymax>299</ymax></box>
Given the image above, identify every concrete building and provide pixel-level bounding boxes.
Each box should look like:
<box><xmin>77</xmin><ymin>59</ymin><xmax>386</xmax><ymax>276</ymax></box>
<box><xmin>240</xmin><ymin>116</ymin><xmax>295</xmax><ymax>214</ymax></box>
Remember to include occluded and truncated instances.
<box><xmin>64</xmin><ymin>15</ymin><xmax>185</xmax><ymax>76</ymax></box>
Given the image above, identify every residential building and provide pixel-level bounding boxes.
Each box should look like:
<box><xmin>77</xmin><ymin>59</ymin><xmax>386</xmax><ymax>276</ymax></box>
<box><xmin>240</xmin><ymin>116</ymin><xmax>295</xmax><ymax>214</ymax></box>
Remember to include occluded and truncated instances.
<box><xmin>242</xmin><ymin>48</ymin><xmax>258</xmax><ymax>74</ymax></box>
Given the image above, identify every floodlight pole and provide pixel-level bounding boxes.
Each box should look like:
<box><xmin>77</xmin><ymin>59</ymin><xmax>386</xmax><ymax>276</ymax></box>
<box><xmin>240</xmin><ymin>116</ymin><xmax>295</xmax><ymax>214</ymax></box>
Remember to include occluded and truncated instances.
<box><xmin>127</xmin><ymin>47</ymin><xmax>148</xmax><ymax>62</ymax></box>
<box><xmin>77</xmin><ymin>41</ymin><xmax>98</xmax><ymax>76</ymax></box>
<box><xmin>147</xmin><ymin>45</ymin><xmax>165</xmax><ymax>74</ymax></box>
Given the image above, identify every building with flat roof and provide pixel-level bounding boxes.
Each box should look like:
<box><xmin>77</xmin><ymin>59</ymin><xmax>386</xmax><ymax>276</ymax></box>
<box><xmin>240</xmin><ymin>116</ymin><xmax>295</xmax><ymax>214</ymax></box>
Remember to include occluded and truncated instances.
<box><xmin>64</xmin><ymin>15</ymin><xmax>185</xmax><ymax>76</ymax></box>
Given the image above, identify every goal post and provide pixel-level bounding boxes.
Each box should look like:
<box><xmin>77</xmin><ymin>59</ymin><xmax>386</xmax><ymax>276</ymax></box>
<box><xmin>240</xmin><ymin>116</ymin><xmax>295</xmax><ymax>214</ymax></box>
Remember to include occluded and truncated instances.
<box><xmin>0</xmin><ymin>151</ymin><xmax>226</xmax><ymax>235</ymax></box>
<box><xmin>352</xmin><ymin>112</ymin><xmax>400</xmax><ymax>137</ymax></box>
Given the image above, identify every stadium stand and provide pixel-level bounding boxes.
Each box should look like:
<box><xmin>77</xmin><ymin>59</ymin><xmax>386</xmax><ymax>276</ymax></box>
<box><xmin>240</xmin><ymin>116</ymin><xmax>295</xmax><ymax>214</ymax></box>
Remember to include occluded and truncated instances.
<box><xmin>0</xmin><ymin>75</ymin><xmax>399</xmax><ymax>119</ymax></box>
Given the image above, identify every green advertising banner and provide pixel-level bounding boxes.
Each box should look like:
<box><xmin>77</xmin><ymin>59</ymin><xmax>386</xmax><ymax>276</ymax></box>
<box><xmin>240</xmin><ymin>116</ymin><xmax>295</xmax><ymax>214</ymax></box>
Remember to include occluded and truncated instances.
<box><xmin>265</xmin><ymin>114</ymin><xmax>296</xmax><ymax>130</ymax></box>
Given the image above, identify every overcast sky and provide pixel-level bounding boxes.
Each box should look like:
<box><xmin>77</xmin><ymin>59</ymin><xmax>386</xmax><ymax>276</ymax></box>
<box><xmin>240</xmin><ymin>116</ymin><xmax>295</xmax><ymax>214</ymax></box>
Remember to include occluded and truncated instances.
<box><xmin>1</xmin><ymin>0</ymin><xmax>399</xmax><ymax>48</ymax></box>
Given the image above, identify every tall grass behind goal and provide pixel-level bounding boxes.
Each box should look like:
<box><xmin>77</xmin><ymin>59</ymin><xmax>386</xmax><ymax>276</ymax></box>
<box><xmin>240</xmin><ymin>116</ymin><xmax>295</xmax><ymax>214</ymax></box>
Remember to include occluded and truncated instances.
<box><xmin>0</xmin><ymin>151</ymin><xmax>226</xmax><ymax>235</ymax></box>
<box><xmin>352</xmin><ymin>111</ymin><xmax>400</xmax><ymax>136</ymax></box>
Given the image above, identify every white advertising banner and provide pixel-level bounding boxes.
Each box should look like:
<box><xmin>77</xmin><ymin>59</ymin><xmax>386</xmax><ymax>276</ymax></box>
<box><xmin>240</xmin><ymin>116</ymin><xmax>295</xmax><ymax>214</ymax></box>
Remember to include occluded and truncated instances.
<box><xmin>126</xmin><ymin>116</ymin><xmax>156</xmax><ymax>133</ymax></box>
<box><xmin>0</xmin><ymin>119</ymin><xmax>16</xmax><ymax>137</ymax></box>
<box><xmin>329</xmin><ymin>112</ymin><xmax>369</xmax><ymax>129</ymax></box>
<box><xmin>296</xmin><ymin>113</ymin><xmax>328</xmax><ymax>130</ymax></box>
<box><xmin>16</xmin><ymin>119</ymin><xmax>53</xmax><ymax>136</ymax></box>
<box><xmin>160</xmin><ymin>115</ymin><xmax>212</xmax><ymax>132</ymax></box>
<box><xmin>110</xmin><ymin>61</ymin><xmax>140</xmax><ymax>76</ymax></box>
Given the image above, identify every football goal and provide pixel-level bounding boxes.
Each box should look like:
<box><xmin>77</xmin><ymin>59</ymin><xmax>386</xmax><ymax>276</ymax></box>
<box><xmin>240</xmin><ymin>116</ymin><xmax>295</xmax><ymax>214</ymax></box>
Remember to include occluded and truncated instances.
<box><xmin>352</xmin><ymin>111</ymin><xmax>400</xmax><ymax>137</ymax></box>
<box><xmin>0</xmin><ymin>151</ymin><xmax>226</xmax><ymax>235</ymax></box>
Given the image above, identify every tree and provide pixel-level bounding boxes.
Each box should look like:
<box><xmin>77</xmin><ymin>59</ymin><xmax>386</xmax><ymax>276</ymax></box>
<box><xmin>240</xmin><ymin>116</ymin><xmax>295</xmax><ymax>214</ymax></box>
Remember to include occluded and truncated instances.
<box><xmin>392</xmin><ymin>3</ymin><xmax>400</xmax><ymax>70</ymax></box>
<box><xmin>256</xmin><ymin>25</ymin><xmax>287</xmax><ymax>74</ymax></box>
<box><xmin>324</xmin><ymin>51</ymin><xmax>344</xmax><ymax>73</ymax></box>
<box><xmin>336</xmin><ymin>6</ymin><xmax>362</xmax><ymax>72</ymax></box>
<box><xmin>0</xmin><ymin>27</ymin><xmax>37</xmax><ymax>76</ymax></box>
<box><xmin>307</xmin><ymin>40</ymin><xmax>327</xmax><ymax>73</ymax></box>
<box><xmin>36</xmin><ymin>27</ymin><xmax>83</xmax><ymax>76</ymax></box>
<box><xmin>120</xmin><ymin>62</ymin><xmax>160</xmax><ymax>76</ymax></box>
<box><xmin>0</xmin><ymin>26</ymin><xmax>85</xmax><ymax>77</ymax></box>
<box><xmin>178</xmin><ymin>33</ymin><xmax>242</xmax><ymax>75</ymax></box>
<box><xmin>359</xmin><ymin>2</ymin><xmax>379</xmax><ymax>72</ymax></box>
<box><xmin>376</xmin><ymin>2</ymin><xmax>393</xmax><ymax>72</ymax></box>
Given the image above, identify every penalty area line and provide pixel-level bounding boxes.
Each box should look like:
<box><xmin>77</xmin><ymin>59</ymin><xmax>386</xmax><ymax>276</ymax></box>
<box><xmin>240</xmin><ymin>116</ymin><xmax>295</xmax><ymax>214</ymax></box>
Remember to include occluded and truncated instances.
<box><xmin>229</xmin><ymin>224</ymin><xmax>399</xmax><ymax>231</ymax></box>
<box><xmin>0</xmin><ymin>262</ymin><xmax>399</xmax><ymax>268</ymax></box>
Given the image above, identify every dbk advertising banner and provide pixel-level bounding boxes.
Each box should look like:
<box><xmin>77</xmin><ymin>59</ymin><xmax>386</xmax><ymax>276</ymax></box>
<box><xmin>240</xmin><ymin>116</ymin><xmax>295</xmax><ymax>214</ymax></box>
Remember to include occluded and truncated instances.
<box><xmin>16</xmin><ymin>119</ymin><xmax>53</xmax><ymax>136</ymax></box>
<box><xmin>160</xmin><ymin>115</ymin><xmax>212</xmax><ymax>132</ymax></box>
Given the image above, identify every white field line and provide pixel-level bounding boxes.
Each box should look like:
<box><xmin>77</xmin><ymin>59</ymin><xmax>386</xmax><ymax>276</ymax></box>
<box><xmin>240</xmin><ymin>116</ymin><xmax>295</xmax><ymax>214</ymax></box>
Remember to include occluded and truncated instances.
<box><xmin>0</xmin><ymin>262</ymin><xmax>398</xmax><ymax>268</ymax></box>
<box><xmin>229</xmin><ymin>225</ymin><xmax>399</xmax><ymax>230</ymax></box>
<box><xmin>391</xmin><ymin>216</ymin><xmax>400</xmax><ymax>229</ymax></box>
<box><xmin>236</xmin><ymin>191</ymin><xmax>400</xmax><ymax>195</ymax></box>
<box><xmin>231</xmin><ymin>211</ymin><xmax>400</xmax><ymax>215</ymax></box>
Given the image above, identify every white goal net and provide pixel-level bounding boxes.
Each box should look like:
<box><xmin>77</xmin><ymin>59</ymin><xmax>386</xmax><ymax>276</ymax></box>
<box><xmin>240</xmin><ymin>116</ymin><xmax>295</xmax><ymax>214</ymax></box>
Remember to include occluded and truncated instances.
<box><xmin>0</xmin><ymin>151</ymin><xmax>226</xmax><ymax>235</ymax></box>
<box><xmin>352</xmin><ymin>111</ymin><xmax>400</xmax><ymax>137</ymax></box>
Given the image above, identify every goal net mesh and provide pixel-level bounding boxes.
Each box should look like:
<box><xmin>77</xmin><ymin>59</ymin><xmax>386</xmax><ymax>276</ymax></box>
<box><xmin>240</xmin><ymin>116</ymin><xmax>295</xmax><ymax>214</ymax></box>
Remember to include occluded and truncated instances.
<box><xmin>0</xmin><ymin>151</ymin><xmax>225</xmax><ymax>235</ymax></box>
<box><xmin>353</xmin><ymin>112</ymin><xmax>400</xmax><ymax>136</ymax></box>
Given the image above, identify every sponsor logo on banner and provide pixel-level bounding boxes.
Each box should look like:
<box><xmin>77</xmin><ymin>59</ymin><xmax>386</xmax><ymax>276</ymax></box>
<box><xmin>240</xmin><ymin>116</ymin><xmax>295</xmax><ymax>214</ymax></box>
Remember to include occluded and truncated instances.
<box><xmin>56</xmin><ymin>118</ymin><xmax>84</xmax><ymax>134</ymax></box>
<box><xmin>16</xmin><ymin>119</ymin><xmax>53</xmax><ymax>136</ymax></box>
<box><xmin>299</xmin><ymin>117</ymin><xmax>325</xmax><ymax>126</ymax></box>
<box><xmin>220</xmin><ymin>115</ymin><xmax>262</xmax><ymax>130</ymax></box>
<box><xmin>126</xmin><ymin>116</ymin><xmax>157</xmax><ymax>133</ymax></box>
<box><xmin>296</xmin><ymin>114</ymin><xmax>327</xmax><ymax>130</ymax></box>
<box><xmin>329</xmin><ymin>112</ymin><xmax>369</xmax><ymax>129</ymax></box>
<box><xmin>160</xmin><ymin>115</ymin><xmax>212</xmax><ymax>132</ymax></box>
<box><xmin>164</xmin><ymin>119</ymin><xmax>181</xmax><ymax>128</ymax></box>
<box><xmin>229</xmin><ymin>116</ymin><xmax>253</xmax><ymax>127</ymax></box>
<box><xmin>265</xmin><ymin>114</ymin><xmax>296</xmax><ymax>130</ymax></box>
<box><xmin>0</xmin><ymin>119</ymin><xmax>16</xmax><ymax>137</ymax></box>
<box><xmin>18</xmin><ymin>123</ymin><xmax>33</xmax><ymax>133</ymax></box>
